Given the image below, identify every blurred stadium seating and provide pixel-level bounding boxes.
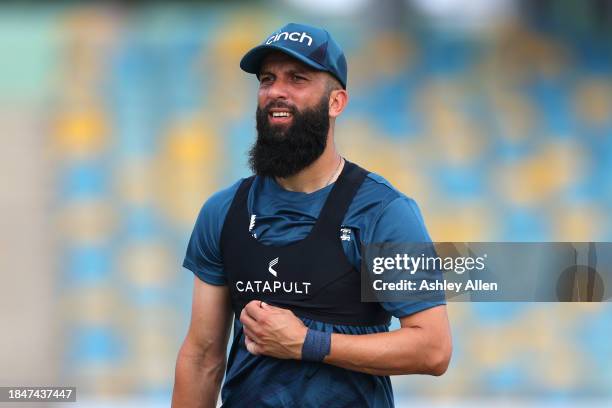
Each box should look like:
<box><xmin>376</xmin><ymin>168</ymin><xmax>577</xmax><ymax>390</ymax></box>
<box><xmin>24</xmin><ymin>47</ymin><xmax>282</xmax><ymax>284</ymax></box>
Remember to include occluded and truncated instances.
<box><xmin>1</xmin><ymin>1</ymin><xmax>611</xmax><ymax>406</ymax></box>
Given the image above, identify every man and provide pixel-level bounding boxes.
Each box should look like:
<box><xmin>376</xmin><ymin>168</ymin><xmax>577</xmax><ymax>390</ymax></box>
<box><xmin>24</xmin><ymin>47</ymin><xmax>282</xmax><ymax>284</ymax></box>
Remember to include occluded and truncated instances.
<box><xmin>172</xmin><ymin>23</ymin><xmax>451</xmax><ymax>408</ymax></box>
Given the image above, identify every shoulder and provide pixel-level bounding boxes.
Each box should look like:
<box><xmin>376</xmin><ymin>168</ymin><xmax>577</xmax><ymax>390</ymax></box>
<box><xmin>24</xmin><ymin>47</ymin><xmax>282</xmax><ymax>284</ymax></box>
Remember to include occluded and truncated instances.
<box><xmin>183</xmin><ymin>178</ymin><xmax>249</xmax><ymax>285</ymax></box>
<box><xmin>194</xmin><ymin>178</ymin><xmax>247</xmax><ymax>229</ymax></box>
<box><xmin>350</xmin><ymin>166</ymin><xmax>430</xmax><ymax>242</ymax></box>
<box><xmin>203</xmin><ymin>178</ymin><xmax>246</xmax><ymax>213</ymax></box>
<box><xmin>353</xmin><ymin>168</ymin><xmax>418</xmax><ymax>215</ymax></box>
<box><xmin>359</xmin><ymin>171</ymin><xmax>403</xmax><ymax>203</ymax></box>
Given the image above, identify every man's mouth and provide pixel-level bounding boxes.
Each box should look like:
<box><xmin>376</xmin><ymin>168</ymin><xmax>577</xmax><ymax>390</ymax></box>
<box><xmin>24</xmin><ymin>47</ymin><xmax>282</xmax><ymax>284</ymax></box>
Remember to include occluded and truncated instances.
<box><xmin>268</xmin><ymin>109</ymin><xmax>293</xmax><ymax>124</ymax></box>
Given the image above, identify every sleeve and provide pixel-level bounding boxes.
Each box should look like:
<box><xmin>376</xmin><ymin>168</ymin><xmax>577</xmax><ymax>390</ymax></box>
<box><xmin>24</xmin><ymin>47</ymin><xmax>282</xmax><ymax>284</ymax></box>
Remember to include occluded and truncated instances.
<box><xmin>182</xmin><ymin>180</ymin><xmax>242</xmax><ymax>286</ymax></box>
<box><xmin>370</xmin><ymin>196</ymin><xmax>447</xmax><ymax>318</ymax></box>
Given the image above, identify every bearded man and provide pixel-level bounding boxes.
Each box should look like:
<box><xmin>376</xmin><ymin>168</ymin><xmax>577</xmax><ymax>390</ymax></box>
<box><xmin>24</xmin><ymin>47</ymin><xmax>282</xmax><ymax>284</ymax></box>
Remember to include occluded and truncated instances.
<box><xmin>172</xmin><ymin>23</ymin><xmax>452</xmax><ymax>408</ymax></box>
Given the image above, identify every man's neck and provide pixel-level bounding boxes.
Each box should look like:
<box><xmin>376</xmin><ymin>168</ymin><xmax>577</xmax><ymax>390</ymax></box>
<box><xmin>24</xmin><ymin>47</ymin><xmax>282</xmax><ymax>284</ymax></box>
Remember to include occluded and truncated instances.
<box><xmin>274</xmin><ymin>146</ymin><xmax>343</xmax><ymax>194</ymax></box>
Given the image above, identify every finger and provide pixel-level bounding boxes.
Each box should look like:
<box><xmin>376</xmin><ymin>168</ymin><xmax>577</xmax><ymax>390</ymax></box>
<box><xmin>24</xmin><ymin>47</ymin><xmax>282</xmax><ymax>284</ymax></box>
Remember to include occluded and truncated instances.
<box><xmin>261</xmin><ymin>302</ymin><xmax>292</xmax><ymax>317</ymax></box>
<box><xmin>242</xmin><ymin>325</ymin><xmax>260</xmax><ymax>343</ymax></box>
<box><xmin>245</xmin><ymin>300</ymin><xmax>267</xmax><ymax>321</ymax></box>
<box><xmin>245</xmin><ymin>337</ymin><xmax>260</xmax><ymax>355</ymax></box>
<box><xmin>260</xmin><ymin>302</ymin><xmax>286</xmax><ymax>313</ymax></box>
<box><xmin>240</xmin><ymin>309</ymin><xmax>263</xmax><ymax>339</ymax></box>
<box><xmin>245</xmin><ymin>300</ymin><xmax>266</xmax><ymax>320</ymax></box>
<box><xmin>240</xmin><ymin>308</ymin><xmax>258</xmax><ymax>331</ymax></box>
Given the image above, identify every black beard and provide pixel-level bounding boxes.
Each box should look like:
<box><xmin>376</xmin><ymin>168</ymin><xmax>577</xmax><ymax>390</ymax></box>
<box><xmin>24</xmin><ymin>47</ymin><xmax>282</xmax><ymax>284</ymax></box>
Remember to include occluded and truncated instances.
<box><xmin>248</xmin><ymin>95</ymin><xmax>330</xmax><ymax>178</ymax></box>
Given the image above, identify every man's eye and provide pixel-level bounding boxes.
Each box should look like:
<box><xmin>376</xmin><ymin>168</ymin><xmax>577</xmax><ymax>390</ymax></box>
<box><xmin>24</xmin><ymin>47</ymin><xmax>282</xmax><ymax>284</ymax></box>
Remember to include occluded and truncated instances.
<box><xmin>293</xmin><ymin>74</ymin><xmax>307</xmax><ymax>81</ymax></box>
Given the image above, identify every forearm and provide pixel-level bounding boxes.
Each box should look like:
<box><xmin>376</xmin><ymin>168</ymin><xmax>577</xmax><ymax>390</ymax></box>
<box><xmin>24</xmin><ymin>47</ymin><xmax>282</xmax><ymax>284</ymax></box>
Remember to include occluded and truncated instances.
<box><xmin>323</xmin><ymin>326</ymin><xmax>450</xmax><ymax>376</ymax></box>
<box><xmin>241</xmin><ymin>301</ymin><xmax>451</xmax><ymax>377</ymax></box>
<box><xmin>172</xmin><ymin>341</ymin><xmax>226</xmax><ymax>408</ymax></box>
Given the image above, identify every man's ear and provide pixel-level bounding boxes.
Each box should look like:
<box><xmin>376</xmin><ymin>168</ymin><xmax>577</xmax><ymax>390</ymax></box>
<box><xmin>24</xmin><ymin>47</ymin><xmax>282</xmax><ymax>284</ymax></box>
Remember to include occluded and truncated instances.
<box><xmin>329</xmin><ymin>89</ymin><xmax>348</xmax><ymax>119</ymax></box>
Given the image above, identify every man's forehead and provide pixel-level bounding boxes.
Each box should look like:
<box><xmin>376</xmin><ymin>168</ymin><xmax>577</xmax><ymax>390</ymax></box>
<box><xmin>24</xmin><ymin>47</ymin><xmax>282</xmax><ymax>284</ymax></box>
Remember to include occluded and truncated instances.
<box><xmin>259</xmin><ymin>52</ymin><xmax>318</xmax><ymax>74</ymax></box>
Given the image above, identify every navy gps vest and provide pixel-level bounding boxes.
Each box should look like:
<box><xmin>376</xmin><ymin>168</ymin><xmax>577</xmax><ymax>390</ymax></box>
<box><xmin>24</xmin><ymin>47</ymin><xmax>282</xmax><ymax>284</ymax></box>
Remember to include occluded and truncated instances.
<box><xmin>220</xmin><ymin>161</ymin><xmax>391</xmax><ymax>326</ymax></box>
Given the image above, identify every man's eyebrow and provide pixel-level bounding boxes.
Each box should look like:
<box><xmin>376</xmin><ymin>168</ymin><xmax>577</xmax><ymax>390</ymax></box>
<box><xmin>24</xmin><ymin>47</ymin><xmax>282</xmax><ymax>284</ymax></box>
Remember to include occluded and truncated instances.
<box><xmin>288</xmin><ymin>68</ymin><xmax>313</xmax><ymax>76</ymax></box>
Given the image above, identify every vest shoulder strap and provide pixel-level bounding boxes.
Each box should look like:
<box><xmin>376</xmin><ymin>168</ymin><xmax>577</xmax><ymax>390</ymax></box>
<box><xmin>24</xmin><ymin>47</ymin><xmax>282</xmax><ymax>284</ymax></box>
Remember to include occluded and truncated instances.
<box><xmin>220</xmin><ymin>176</ymin><xmax>256</xmax><ymax>251</ymax></box>
<box><xmin>314</xmin><ymin>160</ymin><xmax>368</xmax><ymax>235</ymax></box>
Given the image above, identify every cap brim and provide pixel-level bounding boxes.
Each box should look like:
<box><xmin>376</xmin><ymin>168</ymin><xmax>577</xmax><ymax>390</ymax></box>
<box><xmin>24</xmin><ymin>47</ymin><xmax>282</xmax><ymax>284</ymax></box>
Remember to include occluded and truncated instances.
<box><xmin>240</xmin><ymin>44</ymin><xmax>328</xmax><ymax>75</ymax></box>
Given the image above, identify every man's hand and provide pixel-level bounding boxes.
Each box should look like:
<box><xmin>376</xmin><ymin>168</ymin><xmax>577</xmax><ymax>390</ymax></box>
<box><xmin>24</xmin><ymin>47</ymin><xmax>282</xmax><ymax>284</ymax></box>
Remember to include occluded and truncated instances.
<box><xmin>239</xmin><ymin>300</ymin><xmax>308</xmax><ymax>360</ymax></box>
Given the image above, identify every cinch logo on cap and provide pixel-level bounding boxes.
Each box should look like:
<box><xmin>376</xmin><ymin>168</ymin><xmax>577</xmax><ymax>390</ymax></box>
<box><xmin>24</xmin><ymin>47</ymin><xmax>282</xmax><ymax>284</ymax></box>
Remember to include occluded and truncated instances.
<box><xmin>265</xmin><ymin>31</ymin><xmax>313</xmax><ymax>47</ymax></box>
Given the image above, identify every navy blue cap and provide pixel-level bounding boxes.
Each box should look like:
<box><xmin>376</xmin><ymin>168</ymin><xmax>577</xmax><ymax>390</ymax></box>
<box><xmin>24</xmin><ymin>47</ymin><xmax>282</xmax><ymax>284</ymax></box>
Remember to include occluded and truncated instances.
<box><xmin>240</xmin><ymin>23</ymin><xmax>347</xmax><ymax>89</ymax></box>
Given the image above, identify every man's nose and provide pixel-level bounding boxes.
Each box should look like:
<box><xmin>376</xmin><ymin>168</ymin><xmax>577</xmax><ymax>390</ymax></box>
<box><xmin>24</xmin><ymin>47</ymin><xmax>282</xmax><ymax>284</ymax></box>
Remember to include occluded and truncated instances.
<box><xmin>265</xmin><ymin>78</ymin><xmax>289</xmax><ymax>100</ymax></box>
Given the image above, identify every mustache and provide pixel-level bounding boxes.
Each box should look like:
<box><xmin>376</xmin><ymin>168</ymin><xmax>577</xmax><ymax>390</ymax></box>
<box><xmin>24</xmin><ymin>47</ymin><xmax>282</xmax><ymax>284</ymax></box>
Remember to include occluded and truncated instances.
<box><xmin>260</xmin><ymin>101</ymin><xmax>298</xmax><ymax>116</ymax></box>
